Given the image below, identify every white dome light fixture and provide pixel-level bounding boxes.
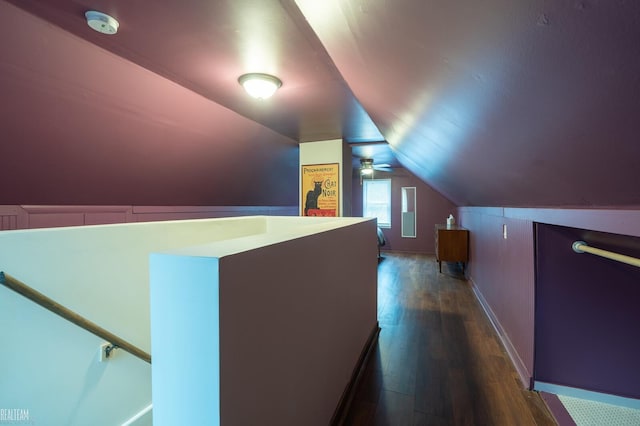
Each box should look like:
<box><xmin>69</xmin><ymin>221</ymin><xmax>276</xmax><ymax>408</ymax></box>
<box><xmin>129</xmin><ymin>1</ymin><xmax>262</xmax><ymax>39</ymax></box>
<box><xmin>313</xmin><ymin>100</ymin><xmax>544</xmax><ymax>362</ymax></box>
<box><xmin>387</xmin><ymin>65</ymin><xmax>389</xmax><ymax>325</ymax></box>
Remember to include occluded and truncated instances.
<box><xmin>85</xmin><ymin>11</ymin><xmax>119</xmax><ymax>35</ymax></box>
<box><xmin>238</xmin><ymin>73</ymin><xmax>282</xmax><ymax>99</ymax></box>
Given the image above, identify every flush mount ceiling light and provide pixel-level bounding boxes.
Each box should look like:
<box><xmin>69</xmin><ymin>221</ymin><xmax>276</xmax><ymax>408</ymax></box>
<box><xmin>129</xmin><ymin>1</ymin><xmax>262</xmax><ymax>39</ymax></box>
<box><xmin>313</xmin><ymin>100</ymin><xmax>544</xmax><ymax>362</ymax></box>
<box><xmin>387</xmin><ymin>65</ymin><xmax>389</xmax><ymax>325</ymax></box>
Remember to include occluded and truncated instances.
<box><xmin>238</xmin><ymin>73</ymin><xmax>282</xmax><ymax>99</ymax></box>
<box><xmin>85</xmin><ymin>11</ymin><xmax>119</xmax><ymax>35</ymax></box>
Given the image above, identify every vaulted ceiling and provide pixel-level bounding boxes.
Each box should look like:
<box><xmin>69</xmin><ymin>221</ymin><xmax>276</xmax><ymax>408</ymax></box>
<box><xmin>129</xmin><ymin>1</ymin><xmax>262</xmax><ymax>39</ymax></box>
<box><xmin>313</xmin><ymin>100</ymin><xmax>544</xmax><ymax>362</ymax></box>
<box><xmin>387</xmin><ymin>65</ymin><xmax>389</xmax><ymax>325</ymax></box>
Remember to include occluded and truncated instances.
<box><xmin>2</xmin><ymin>0</ymin><xmax>639</xmax><ymax>206</ymax></box>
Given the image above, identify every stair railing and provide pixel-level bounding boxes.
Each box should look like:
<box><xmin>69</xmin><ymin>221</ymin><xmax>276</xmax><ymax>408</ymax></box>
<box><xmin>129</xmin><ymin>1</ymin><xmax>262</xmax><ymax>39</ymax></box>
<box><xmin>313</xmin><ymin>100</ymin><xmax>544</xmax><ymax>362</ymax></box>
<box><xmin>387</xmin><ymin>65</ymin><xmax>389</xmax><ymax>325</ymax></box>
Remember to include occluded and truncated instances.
<box><xmin>0</xmin><ymin>271</ymin><xmax>151</xmax><ymax>364</ymax></box>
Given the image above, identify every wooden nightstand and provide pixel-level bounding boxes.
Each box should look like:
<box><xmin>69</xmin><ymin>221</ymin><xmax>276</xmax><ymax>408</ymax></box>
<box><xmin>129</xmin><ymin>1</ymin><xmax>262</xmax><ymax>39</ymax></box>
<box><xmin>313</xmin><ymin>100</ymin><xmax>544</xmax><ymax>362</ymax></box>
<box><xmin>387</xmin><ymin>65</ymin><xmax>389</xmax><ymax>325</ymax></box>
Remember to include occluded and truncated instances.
<box><xmin>435</xmin><ymin>225</ymin><xmax>469</xmax><ymax>273</ymax></box>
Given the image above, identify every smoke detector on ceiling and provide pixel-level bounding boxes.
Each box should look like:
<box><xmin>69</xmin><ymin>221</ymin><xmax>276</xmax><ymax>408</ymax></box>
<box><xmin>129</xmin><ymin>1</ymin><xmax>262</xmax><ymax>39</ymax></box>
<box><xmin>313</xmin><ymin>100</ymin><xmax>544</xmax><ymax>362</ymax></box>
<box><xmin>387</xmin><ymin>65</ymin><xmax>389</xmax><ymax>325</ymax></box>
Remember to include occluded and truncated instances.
<box><xmin>85</xmin><ymin>11</ymin><xmax>119</xmax><ymax>35</ymax></box>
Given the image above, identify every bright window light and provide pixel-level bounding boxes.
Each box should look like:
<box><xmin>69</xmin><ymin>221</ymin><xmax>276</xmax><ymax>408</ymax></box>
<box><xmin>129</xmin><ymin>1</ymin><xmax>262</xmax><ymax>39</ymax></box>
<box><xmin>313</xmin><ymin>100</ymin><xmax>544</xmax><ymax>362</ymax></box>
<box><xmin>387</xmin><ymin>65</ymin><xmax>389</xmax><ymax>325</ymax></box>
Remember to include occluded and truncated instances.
<box><xmin>363</xmin><ymin>179</ymin><xmax>391</xmax><ymax>228</ymax></box>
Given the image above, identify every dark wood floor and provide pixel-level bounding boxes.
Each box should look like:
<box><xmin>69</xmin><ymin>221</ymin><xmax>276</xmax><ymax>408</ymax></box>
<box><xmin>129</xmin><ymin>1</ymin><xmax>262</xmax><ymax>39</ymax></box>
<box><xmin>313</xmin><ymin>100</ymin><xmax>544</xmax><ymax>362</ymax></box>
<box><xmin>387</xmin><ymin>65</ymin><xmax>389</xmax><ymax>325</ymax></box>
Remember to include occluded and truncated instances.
<box><xmin>344</xmin><ymin>252</ymin><xmax>556</xmax><ymax>426</ymax></box>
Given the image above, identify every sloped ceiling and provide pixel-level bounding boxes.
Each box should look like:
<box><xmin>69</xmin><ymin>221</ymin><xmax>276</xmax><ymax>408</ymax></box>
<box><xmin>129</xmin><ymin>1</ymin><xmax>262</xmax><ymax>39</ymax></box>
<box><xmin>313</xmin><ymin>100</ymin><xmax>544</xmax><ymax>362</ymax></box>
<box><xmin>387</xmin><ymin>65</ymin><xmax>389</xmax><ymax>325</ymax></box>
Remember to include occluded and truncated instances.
<box><xmin>297</xmin><ymin>0</ymin><xmax>640</xmax><ymax>206</ymax></box>
<box><xmin>2</xmin><ymin>0</ymin><xmax>639</xmax><ymax>206</ymax></box>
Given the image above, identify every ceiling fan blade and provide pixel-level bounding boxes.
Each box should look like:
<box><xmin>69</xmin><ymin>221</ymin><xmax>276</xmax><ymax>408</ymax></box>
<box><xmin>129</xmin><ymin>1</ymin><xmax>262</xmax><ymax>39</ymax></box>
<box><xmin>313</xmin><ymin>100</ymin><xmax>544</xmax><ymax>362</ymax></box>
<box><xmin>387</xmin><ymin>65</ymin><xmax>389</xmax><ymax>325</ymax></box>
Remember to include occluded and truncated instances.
<box><xmin>373</xmin><ymin>164</ymin><xmax>392</xmax><ymax>171</ymax></box>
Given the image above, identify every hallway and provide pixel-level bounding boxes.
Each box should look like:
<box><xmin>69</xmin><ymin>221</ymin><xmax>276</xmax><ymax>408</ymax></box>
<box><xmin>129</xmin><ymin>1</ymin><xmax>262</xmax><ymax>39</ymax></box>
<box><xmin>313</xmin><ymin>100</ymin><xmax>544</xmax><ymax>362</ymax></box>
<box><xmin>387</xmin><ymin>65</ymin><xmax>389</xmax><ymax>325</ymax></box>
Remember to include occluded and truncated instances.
<box><xmin>345</xmin><ymin>252</ymin><xmax>556</xmax><ymax>425</ymax></box>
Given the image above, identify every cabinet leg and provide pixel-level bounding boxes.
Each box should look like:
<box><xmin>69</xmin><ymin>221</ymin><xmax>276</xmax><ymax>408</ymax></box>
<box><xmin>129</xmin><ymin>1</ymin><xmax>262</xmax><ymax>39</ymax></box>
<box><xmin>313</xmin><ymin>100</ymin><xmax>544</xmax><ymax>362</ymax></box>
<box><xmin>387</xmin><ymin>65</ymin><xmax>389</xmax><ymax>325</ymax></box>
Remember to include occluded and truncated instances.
<box><xmin>438</xmin><ymin>260</ymin><xmax>442</xmax><ymax>273</ymax></box>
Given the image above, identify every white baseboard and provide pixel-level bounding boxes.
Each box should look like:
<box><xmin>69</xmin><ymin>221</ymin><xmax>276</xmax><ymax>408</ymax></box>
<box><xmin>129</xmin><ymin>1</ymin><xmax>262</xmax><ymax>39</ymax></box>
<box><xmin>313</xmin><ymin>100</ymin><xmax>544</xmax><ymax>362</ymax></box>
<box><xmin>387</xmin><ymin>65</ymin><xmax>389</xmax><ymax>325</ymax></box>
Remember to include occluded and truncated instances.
<box><xmin>469</xmin><ymin>277</ymin><xmax>532</xmax><ymax>389</ymax></box>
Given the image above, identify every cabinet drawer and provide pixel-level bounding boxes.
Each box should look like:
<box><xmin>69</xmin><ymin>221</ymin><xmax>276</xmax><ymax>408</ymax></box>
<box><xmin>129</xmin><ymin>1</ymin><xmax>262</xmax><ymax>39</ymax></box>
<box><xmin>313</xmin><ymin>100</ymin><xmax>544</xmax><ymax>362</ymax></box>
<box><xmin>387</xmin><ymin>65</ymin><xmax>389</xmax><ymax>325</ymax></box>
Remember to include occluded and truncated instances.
<box><xmin>435</xmin><ymin>226</ymin><xmax>468</xmax><ymax>262</ymax></box>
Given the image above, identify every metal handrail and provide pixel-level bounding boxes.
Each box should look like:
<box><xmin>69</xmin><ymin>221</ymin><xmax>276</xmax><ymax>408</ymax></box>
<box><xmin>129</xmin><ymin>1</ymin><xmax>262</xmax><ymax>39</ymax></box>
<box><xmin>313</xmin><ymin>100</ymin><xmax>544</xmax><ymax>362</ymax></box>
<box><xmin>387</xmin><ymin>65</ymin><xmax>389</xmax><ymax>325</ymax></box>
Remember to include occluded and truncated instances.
<box><xmin>572</xmin><ymin>241</ymin><xmax>640</xmax><ymax>268</ymax></box>
<box><xmin>0</xmin><ymin>271</ymin><xmax>151</xmax><ymax>364</ymax></box>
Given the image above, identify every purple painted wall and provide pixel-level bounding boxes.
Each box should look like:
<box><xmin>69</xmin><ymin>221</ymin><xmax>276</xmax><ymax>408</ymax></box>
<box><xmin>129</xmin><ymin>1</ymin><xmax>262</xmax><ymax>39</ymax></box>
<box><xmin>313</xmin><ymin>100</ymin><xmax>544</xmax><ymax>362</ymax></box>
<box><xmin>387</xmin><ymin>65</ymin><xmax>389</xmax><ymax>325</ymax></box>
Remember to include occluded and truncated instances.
<box><xmin>352</xmin><ymin>169</ymin><xmax>457</xmax><ymax>254</ymax></box>
<box><xmin>218</xmin><ymin>219</ymin><xmax>378</xmax><ymax>424</ymax></box>
<box><xmin>535</xmin><ymin>223</ymin><xmax>640</xmax><ymax>399</ymax></box>
<box><xmin>457</xmin><ymin>207</ymin><xmax>536</xmax><ymax>385</ymax></box>
<box><xmin>0</xmin><ymin>205</ymin><xmax>297</xmax><ymax>230</ymax></box>
<box><xmin>458</xmin><ymin>206</ymin><xmax>640</xmax><ymax>394</ymax></box>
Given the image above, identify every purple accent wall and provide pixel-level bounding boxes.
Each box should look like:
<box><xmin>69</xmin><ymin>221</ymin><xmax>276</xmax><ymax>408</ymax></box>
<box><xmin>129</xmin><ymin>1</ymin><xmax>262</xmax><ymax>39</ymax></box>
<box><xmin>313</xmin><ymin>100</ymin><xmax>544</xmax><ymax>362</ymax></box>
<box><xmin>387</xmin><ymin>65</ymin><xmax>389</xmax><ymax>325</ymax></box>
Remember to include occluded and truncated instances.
<box><xmin>457</xmin><ymin>207</ymin><xmax>536</xmax><ymax>385</ymax></box>
<box><xmin>352</xmin><ymin>169</ymin><xmax>457</xmax><ymax>254</ymax></box>
<box><xmin>458</xmin><ymin>206</ymin><xmax>640</xmax><ymax>396</ymax></box>
<box><xmin>535</xmin><ymin>223</ymin><xmax>640</xmax><ymax>399</ymax></box>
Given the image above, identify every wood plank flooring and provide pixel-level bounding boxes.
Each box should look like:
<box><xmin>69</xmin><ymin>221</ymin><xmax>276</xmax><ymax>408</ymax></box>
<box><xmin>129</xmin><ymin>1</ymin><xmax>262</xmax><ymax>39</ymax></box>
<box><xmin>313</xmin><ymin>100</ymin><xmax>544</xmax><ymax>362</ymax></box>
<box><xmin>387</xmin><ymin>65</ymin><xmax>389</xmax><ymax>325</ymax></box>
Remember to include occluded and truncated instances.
<box><xmin>344</xmin><ymin>252</ymin><xmax>556</xmax><ymax>426</ymax></box>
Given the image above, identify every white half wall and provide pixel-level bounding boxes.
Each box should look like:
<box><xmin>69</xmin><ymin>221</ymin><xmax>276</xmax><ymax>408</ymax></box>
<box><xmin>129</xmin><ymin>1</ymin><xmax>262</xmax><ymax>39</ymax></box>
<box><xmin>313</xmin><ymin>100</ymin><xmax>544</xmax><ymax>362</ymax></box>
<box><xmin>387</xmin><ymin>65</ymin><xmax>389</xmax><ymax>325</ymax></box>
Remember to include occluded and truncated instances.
<box><xmin>149</xmin><ymin>216</ymin><xmax>378</xmax><ymax>425</ymax></box>
<box><xmin>0</xmin><ymin>216</ymin><xmax>268</xmax><ymax>426</ymax></box>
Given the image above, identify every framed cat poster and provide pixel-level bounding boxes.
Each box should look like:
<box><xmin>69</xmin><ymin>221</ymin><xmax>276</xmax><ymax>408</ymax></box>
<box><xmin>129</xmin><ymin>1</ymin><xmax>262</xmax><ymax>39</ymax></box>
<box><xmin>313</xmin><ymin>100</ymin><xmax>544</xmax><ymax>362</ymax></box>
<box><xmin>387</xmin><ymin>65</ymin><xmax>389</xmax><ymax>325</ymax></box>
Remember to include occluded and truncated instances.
<box><xmin>301</xmin><ymin>163</ymin><xmax>339</xmax><ymax>217</ymax></box>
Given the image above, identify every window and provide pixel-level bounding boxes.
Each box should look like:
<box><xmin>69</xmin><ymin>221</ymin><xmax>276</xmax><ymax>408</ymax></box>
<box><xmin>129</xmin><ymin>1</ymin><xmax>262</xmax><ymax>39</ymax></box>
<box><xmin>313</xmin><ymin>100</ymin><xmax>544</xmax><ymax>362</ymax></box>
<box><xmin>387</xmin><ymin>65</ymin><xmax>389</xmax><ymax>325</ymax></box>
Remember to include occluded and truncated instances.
<box><xmin>363</xmin><ymin>179</ymin><xmax>391</xmax><ymax>228</ymax></box>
